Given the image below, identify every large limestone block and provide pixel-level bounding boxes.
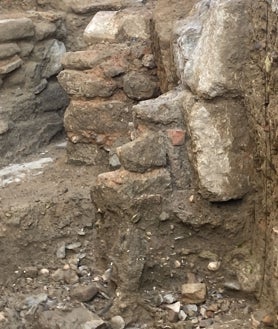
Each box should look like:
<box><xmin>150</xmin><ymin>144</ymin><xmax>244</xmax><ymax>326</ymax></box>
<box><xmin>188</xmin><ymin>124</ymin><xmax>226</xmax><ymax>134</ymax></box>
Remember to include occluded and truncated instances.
<box><xmin>57</xmin><ymin>69</ymin><xmax>117</xmax><ymax>98</ymax></box>
<box><xmin>64</xmin><ymin>100</ymin><xmax>131</xmax><ymax>144</ymax></box>
<box><xmin>84</xmin><ymin>10</ymin><xmax>150</xmax><ymax>44</ymax></box>
<box><xmin>184</xmin><ymin>98</ymin><xmax>251</xmax><ymax>202</ymax></box>
<box><xmin>0</xmin><ymin>43</ymin><xmax>20</xmax><ymax>60</ymax></box>
<box><xmin>65</xmin><ymin>0</ymin><xmax>144</xmax><ymax>14</ymax></box>
<box><xmin>174</xmin><ymin>0</ymin><xmax>251</xmax><ymax>98</ymax></box>
<box><xmin>117</xmin><ymin>132</ymin><xmax>167</xmax><ymax>173</ymax></box>
<box><xmin>0</xmin><ymin>18</ymin><xmax>34</xmax><ymax>42</ymax></box>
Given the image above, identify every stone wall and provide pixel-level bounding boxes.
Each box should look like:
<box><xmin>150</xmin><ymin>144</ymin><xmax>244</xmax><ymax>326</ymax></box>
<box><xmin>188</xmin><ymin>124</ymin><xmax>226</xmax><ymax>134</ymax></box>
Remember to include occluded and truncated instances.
<box><xmin>0</xmin><ymin>11</ymin><xmax>69</xmax><ymax>166</ymax></box>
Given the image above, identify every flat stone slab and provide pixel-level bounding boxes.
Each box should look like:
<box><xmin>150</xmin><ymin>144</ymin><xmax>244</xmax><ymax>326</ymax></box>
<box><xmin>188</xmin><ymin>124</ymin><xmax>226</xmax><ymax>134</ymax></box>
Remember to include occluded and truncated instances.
<box><xmin>65</xmin><ymin>0</ymin><xmax>144</xmax><ymax>14</ymax></box>
<box><xmin>0</xmin><ymin>18</ymin><xmax>34</xmax><ymax>42</ymax></box>
<box><xmin>0</xmin><ymin>55</ymin><xmax>23</xmax><ymax>75</ymax></box>
<box><xmin>0</xmin><ymin>43</ymin><xmax>20</xmax><ymax>60</ymax></box>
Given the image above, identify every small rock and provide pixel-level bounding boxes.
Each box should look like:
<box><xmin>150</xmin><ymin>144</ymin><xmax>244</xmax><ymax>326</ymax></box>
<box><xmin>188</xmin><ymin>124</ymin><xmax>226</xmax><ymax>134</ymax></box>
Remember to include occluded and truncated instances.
<box><xmin>174</xmin><ymin>260</ymin><xmax>181</xmax><ymax>268</ymax></box>
<box><xmin>71</xmin><ymin>284</ymin><xmax>99</xmax><ymax>302</ymax></box>
<box><xmin>66</xmin><ymin>242</ymin><xmax>82</xmax><ymax>250</ymax></box>
<box><xmin>199</xmin><ymin>251</ymin><xmax>218</xmax><ymax>261</ymax></box>
<box><xmin>64</xmin><ymin>269</ymin><xmax>79</xmax><ymax>284</ymax></box>
<box><xmin>52</xmin><ymin>269</ymin><xmax>65</xmax><ymax>282</ymax></box>
<box><xmin>56</xmin><ymin>242</ymin><xmax>66</xmax><ymax>259</ymax></box>
<box><xmin>178</xmin><ymin>310</ymin><xmax>187</xmax><ymax>321</ymax></box>
<box><xmin>183</xmin><ymin>304</ymin><xmax>198</xmax><ymax>317</ymax></box>
<box><xmin>159</xmin><ymin>212</ymin><xmax>170</xmax><ymax>222</ymax></box>
<box><xmin>142</xmin><ymin>54</ymin><xmax>156</xmax><ymax>69</ymax></box>
<box><xmin>82</xmin><ymin>319</ymin><xmax>107</xmax><ymax>329</ymax></box>
<box><xmin>223</xmin><ymin>281</ymin><xmax>241</xmax><ymax>291</ymax></box>
<box><xmin>207</xmin><ymin>261</ymin><xmax>221</xmax><ymax>272</ymax></box>
<box><xmin>163</xmin><ymin>294</ymin><xmax>177</xmax><ymax>304</ymax></box>
<box><xmin>110</xmin><ymin>315</ymin><xmax>125</xmax><ymax>329</ymax></box>
<box><xmin>166</xmin><ymin>301</ymin><xmax>181</xmax><ymax>313</ymax></box>
<box><xmin>39</xmin><ymin>268</ymin><xmax>50</xmax><ymax>276</ymax></box>
<box><xmin>181</xmin><ymin>283</ymin><xmax>207</xmax><ymax>304</ymax></box>
<box><xmin>262</xmin><ymin>313</ymin><xmax>275</xmax><ymax>327</ymax></box>
<box><xmin>0</xmin><ymin>312</ymin><xmax>6</xmax><ymax>322</ymax></box>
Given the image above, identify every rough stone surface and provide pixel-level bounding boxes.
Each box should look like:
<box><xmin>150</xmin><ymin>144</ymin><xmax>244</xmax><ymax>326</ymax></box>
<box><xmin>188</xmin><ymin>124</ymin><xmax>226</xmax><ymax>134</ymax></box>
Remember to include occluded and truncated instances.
<box><xmin>174</xmin><ymin>0</ymin><xmax>251</xmax><ymax>98</ymax></box>
<box><xmin>65</xmin><ymin>0</ymin><xmax>144</xmax><ymax>14</ymax></box>
<box><xmin>70</xmin><ymin>284</ymin><xmax>99</xmax><ymax>302</ymax></box>
<box><xmin>117</xmin><ymin>132</ymin><xmax>167</xmax><ymax>173</ymax></box>
<box><xmin>0</xmin><ymin>18</ymin><xmax>34</xmax><ymax>42</ymax></box>
<box><xmin>133</xmin><ymin>89</ymin><xmax>185</xmax><ymax>129</ymax></box>
<box><xmin>0</xmin><ymin>43</ymin><xmax>20</xmax><ymax>59</ymax></box>
<box><xmin>0</xmin><ymin>55</ymin><xmax>23</xmax><ymax>75</ymax></box>
<box><xmin>64</xmin><ymin>100</ymin><xmax>131</xmax><ymax>145</ymax></box>
<box><xmin>184</xmin><ymin>98</ymin><xmax>251</xmax><ymax>202</ymax></box>
<box><xmin>123</xmin><ymin>71</ymin><xmax>159</xmax><ymax>101</ymax></box>
<box><xmin>84</xmin><ymin>10</ymin><xmax>150</xmax><ymax>44</ymax></box>
<box><xmin>181</xmin><ymin>283</ymin><xmax>207</xmax><ymax>304</ymax></box>
<box><xmin>42</xmin><ymin>39</ymin><xmax>66</xmax><ymax>78</ymax></box>
<box><xmin>57</xmin><ymin>70</ymin><xmax>117</xmax><ymax>98</ymax></box>
<box><xmin>66</xmin><ymin>142</ymin><xmax>107</xmax><ymax>165</ymax></box>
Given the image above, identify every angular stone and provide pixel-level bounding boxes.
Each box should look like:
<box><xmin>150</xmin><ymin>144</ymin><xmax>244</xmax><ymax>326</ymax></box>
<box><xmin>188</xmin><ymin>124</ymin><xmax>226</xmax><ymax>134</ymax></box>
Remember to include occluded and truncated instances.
<box><xmin>181</xmin><ymin>283</ymin><xmax>207</xmax><ymax>304</ymax></box>
<box><xmin>70</xmin><ymin>284</ymin><xmax>99</xmax><ymax>302</ymax></box>
<box><xmin>184</xmin><ymin>98</ymin><xmax>251</xmax><ymax>202</ymax></box>
<box><xmin>66</xmin><ymin>142</ymin><xmax>107</xmax><ymax>165</ymax></box>
<box><xmin>42</xmin><ymin>40</ymin><xmax>66</xmax><ymax>78</ymax></box>
<box><xmin>0</xmin><ymin>55</ymin><xmax>23</xmax><ymax>75</ymax></box>
<box><xmin>84</xmin><ymin>10</ymin><xmax>150</xmax><ymax>44</ymax></box>
<box><xmin>37</xmin><ymin>307</ymin><xmax>105</xmax><ymax>329</ymax></box>
<box><xmin>58</xmin><ymin>70</ymin><xmax>117</xmax><ymax>98</ymax></box>
<box><xmin>65</xmin><ymin>0</ymin><xmax>144</xmax><ymax>14</ymax></box>
<box><xmin>174</xmin><ymin>0</ymin><xmax>251</xmax><ymax>98</ymax></box>
<box><xmin>84</xmin><ymin>11</ymin><xmax>120</xmax><ymax>43</ymax></box>
<box><xmin>123</xmin><ymin>71</ymin><xmax>159</xmax><ymax>101</ymax></box>
<box><xmin>91</xmin><ymin>168</ymin><xmax>172</xmax><ymax>214</ymax></box>
<box><xmin>134</xmin><ymin>89</ymin><xmax>185</xmax><ymax>128</ymax></box>
<box><xmin>0</xmin><ymin>18</ymin><xmax>34</xmax><ymax>42</ymax></box>
<box><xmin>0</xmin><ymin>43</ymin><xmax>20</xmax><ymax>60</ymax></box>
<box><xmin>117</xmin><ymin>132</ymin><xmax>167</xmax><ymax>173</ymax></box>
<box><xmin>64</xmin><ymin>100</ymin><xmax>131</xmax><ymax>142</ymax></box>
<box><xmin>36</xmin><ymin>81</ymin><xmax>69</xmax><ymax>112</ymax></box>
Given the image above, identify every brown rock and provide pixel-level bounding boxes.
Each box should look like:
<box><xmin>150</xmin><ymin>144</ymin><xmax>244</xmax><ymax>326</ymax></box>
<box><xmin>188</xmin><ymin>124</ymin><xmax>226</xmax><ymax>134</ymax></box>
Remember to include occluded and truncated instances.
<box><xmin>70</xmin><ymin>284</ymin><xmax>99</xmax><ymax>302</ymax></box>
<box><xmin>181</xmin><ymin>283</ymin><xmax>207</xmax><ymax>304</ymax></box>
<box><xmin>0</xmin><ymin>55</ymin><xmax>23</xmax><ymax>75</ymax></box>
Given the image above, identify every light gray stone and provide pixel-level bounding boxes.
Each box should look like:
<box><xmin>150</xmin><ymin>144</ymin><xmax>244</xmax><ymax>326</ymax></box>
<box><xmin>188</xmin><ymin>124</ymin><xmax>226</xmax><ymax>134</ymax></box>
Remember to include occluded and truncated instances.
<box><xmin>0</xmin><ymin>43</ymin><xmax>20</xmax><ymax>59</ymax></box>
<box><xmin>174</xmin><ymin>0</ymin><xmax>251</xmax><ymax>98</ymax></box>
<box><xmin>57</xmin><ymin>70</ymin><xmax>117</xmax><ymax>98</ymax></box>
<box><xmin>0</xmin><ymin>120</ymin><xmax>9</xmax><ymax>135</ymax></box>
<box><xmin>0</xmin><ymin>18</ymin><xmax>34</xmax><ymax>42</ymax></box>
<box><xmin>0</xmin><ymin>55</ymin><xmax>23</xmax><ymax>75</ymax></box>
<box><xmin>133</xmin><ymin>89</ymin><xmax>185</xmax><ymax>128</ymax></box>
<box><xmin>84</xmin><ymin>10</ymin><xmax>150</xmax><ymax>44</ymax></box>
<box><xmin>34</xmin><ymin>21</ymin><xmax>57</xmax><ymax>41</ymax></box>
<box><xmin>184</xmin><ymin>98</ymin><xmax>251</xmax><ymax>202</ymax></box>
<box><xmin>110</xmin><ymin>316</ymin><xmax>125</xmax><ymax>329</ymax></box>
<box><xmin>117</xmin><ymin>132</ymin><xmax>167</xmax><ymax>173</ymax></box>
<box><xmin>42</xmin><ymin>40</ymin><xmax>66</xmax><ymax>78</ymax></box>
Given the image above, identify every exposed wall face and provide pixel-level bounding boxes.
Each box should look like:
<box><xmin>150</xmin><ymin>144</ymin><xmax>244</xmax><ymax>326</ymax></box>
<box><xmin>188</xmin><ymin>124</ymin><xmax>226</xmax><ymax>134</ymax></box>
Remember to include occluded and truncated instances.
<box><xmin>244</xmin><ymin>0</ymin><xmax>278</xmax><ymax>309</ymax></box>
<box><xmin>0</xmin><ymin>11</ymin><xmax>69</xmax><ymax>167</ymax></box>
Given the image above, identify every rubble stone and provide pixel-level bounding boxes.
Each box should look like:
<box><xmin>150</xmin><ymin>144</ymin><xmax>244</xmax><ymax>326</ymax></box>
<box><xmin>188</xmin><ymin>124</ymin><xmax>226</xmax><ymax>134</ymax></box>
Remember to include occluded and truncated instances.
<box><xmin>0</xmin><ymin>18</ymin><xmax>34</xmax><ymax>42</ymax></box>
<box><xmin>181</xmin><ymin>283</ymin><xmax>207</xmax><ymax>304</ymax></box>
<box><xmin>0</xmin><ymin>43</ymin><xmax>20</xmax><ymax>59</ymax></box>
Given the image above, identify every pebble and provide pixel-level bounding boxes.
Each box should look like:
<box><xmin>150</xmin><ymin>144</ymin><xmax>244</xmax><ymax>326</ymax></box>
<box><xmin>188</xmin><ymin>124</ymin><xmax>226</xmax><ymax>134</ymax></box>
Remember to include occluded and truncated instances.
<box><xmin>163</xmin><ymin>293</ymin><xmax>177</xmax><ymax>304</ymax></box>
<box><xmin>178</xmin><ymin>310</ymin><xmax>187</xmax><ymax>321</ymax></box>
<box><xmin>223</xmin><ymin>281</ymin><xmax>241</xmax><ymax>291</ymax></box>
<box><xmin>181</xmin><ymin>283</ymin><xmax>207</xmax><ymax>304</ymax></box>
<box><xmin>51</xmin><ymin>269</ymin><xmax>65</xmax><ymax>282</ymax></box>
<box><xmin>207</xmin><ymin>261</ymin><xmax>221</xmax><ymax>272</ymax></box>
<box><xmin>0</xmin><ymin>312</ymin><xmax>6</xmax><ymax>322</ymax></box>
<box><xmin>184</xmin><ymin>304</ymin><xmax>198</xmax><ymax>316</ymax></box>
<box><xmin>66</xmin><ymin>242</ymin><xmax>82</xmax><ymax>250</ymax></box>
<box><xmin>165</xmin><ymin>301</ymin><xmax>181</xmax><ymax>313</ymax></box>
<box><xmin>110</xmin><ymin>315</ymin><xmax>125</xmax><ymax>329</ymax></box>
<box><xmin>39</xmin><ymin>268</ymin><xmax>50</xmax><ymax>276</ymax></box>
<box><xmin>199</xmin><ymin>319</ymin><xmax>213</xmax><ymax>328</ymax></box>
<box><xmin>64</xmin><ymin>269</ymin><xmax>79</xmax><ymax>284</ymax></box>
